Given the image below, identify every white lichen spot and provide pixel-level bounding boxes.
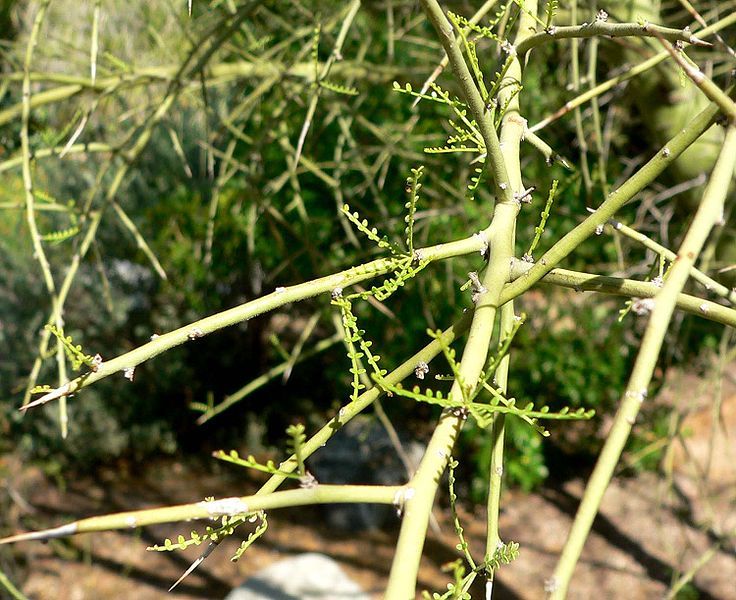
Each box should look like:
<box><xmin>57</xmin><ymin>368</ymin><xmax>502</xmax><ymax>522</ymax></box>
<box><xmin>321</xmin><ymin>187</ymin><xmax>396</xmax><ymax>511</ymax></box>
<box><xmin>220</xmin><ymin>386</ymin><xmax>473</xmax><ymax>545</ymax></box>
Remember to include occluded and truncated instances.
<box><xmin>662</xmin><ymin>147</ymin><xmax>671</xmax><ymax>157</ymax></box>
<box><xmin>414</xmin><ymin>361</ymin><xmax>429</xmax><ymax>380</ymax></box>
<box><xmin>451</xmin><ymin>406</ymin><xmax>469</xmax><ymax>419</ymax></box>
<box><xmin>275</xmin><ymin>286</ymin><xmax>287</xmax><ymax>294</ymax></box>
<box><xmin>716</xmin><ymin>209</ymin><xmax>726</xmax><ymax>226</ymax></box>
<box><xmin>338</xmin><ymin>407</ymin><xmax>346</xmax><ymax>420</ymax></box>
<box><xmin>625</xmin><ymin>389</ymin><xmax>647</xmax><ymax>403</ymax></box>
<box><xmin>473</xmin><ymin>232</ymin><xmax>489</xmax><ymax>257</ymax></box>
<box><xmin>501</xmin><ymin>40</ymin><xmax>517</xmax><ymax>56</ymax></box>
<box><xmin>123</xmin><ymin>367</ymin><xmax>135</xmax><ymax>382</ymax></box>
<box><xmin>393</xmin><ymin>486</ymin><xmax>416</xmax><ymax>517</ymax></box>
<box><xmin>199</xmin><ymin>497</ymin><xmax>249</xmax><ymax>517</ymax></box>
<box><xmin>631</xmin><ymin>298</ymin><xmax>655</xmax><ymax>315</ymax></box>
<box><xmin>126</xmin><ymin>516</ymin><xmax>137</xmax><ymax>528</ymax></box>
<box><xmin>188</xmin><ymin>327</ymin><xmax>204</xmax><ymax>340</ymax></box>
<box><xmin>150</xmin><ymin>333</ymin><xmax>160</xmax><ymax>341</ymax></box>
<box><xmin>699</xmin><ymin>302</ymin><xmax>709</xmax><ymax>314</ymax></box>
<box><xmin>299</xmin><ymin>471</ymin><xmax>318</xmax><ymax>489</ymax></box>
<box><xmin>544</xmin><ymin>577</ymin><xmax>559</xmax><ymax>593</ymax></box>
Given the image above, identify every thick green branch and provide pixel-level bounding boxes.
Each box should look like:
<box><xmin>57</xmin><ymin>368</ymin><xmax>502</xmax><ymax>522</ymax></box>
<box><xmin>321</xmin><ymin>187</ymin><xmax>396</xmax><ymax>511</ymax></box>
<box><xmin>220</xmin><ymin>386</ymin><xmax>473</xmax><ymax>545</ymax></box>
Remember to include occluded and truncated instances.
<box><xmin>504</xmin><ymin>94</ymin><xmax>725</xmax><ymax>303</ymax></box>
<box><xmin>0</xmin><ymin>485</ymin><xmax>402</xmax><ymax>544</ymax></box>
<box><xmin>22</xmin><ymin>233</ymin><xmax>488</xmax><ymax>410</ymax></box>
<box><xmin>417</xmin><ymin>0</ymin><xmax>513</xmax><ymax>203</ymax></box>
<box><xmin>508</xmin><ymin>260</ymin><xmax>736</xmax><ymax>328</ymax></box>
<box><xmin>385</xmin><ymin>1</ymin><xmax>536</xmax><ymax>596</ymax></box>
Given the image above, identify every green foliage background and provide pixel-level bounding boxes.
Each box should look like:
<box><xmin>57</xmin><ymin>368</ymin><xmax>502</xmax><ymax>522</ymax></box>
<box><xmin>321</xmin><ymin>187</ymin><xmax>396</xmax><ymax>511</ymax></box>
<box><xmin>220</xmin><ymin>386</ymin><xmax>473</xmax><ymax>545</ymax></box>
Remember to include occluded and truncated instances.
<box><xmin>0</xmin><ymin>0</ymin><xmax>732</xmax><ymax>499</ymax></box>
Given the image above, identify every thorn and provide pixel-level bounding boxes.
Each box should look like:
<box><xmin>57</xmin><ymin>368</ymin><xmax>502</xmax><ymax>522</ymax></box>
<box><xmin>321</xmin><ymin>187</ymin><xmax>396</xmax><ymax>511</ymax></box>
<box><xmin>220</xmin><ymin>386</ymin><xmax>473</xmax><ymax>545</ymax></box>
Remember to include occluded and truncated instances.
<box><xmin>169</xmin><ymin>540</ymin><xmax>219</xmax><ymax>592</ymax></box>
<box><xmin>0</xmin><ymin>523</ymin><xmax>78</xmax><ymax>544</ymax></box>
<box><xmin>412</xmin><ymin>63</ymin><xmax>445</xmax><ymax>108</ymax></box>
<box><xmin>20</xmin><ymin>382</ymin><xmax>73</xmax><ymax>411</ymax></box>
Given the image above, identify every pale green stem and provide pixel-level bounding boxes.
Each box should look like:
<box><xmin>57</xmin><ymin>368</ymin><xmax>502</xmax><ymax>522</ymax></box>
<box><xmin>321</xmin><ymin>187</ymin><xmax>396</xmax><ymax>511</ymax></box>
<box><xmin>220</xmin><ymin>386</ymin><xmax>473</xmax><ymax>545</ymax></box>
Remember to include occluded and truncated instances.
<box><xmin>0</xmin><ymin>485</ymin><xmax>402</xmax><ymax>543</ymax></box>
<box><xmin>292</xmin><ymin>0</ymin><xmax>361</xmax><ymax>169</ymax></box>
<box><xmin>194</xmin><ymin>333</ymin><xmax>342</xmax><ymax>424</ymax></box>
<box><xmin>608</xmin><ymin>219</ymin><xmax>736</xmax><ymax>305</ymax></box>
<box><xmin>484</xmin><ymin>301</ymin><xmax>514</xmax><ymax>583</ymax></box>
<box><xmin>412</xmin><ymin>0</ymin><xmax>500</xmax><ymax>104</ymax></box>
<box><xmin>570</xmin><ymin>1</ymin><xmax>592</xmax><ymax>194</ymax></box>
<box><xmin>0</xmin><ymin>142</ymin><xmax>112</xmax><ymax>174</ymax></box>
<box><xmin>483</xmin><ymin>3</ymin><xmax>532</xmax><ymax>572</ymax></box>
<box><xmin>508</xmin><ymin>260</ymin><xmax>736</xmax><ymax>328</ymax></box>
<box><xmin>529</xmin><ymin>11</ymin><xmax>736</xmax><ymax>132</ymax></box>
<box><xmin>111</xmin><ymin>200</ymin><xmax>167</xmax><ymax>280</ymax></box>
<box><xmin>22</xmin><ymin>0</ymin><xmax>55</xmax><ymax>297</ymax></box>
<box><xmin>516</xmin><ymin>20</ymin><xmax>711</xmax><ymax>55</ymax></box>
<box><xmin>666</xmin><ymin>545</ymin><xmax>719</xmax><ymax>600</ymax></box>
<box><xmin>203</xmin><ymin>138</ymin><xmax>237</xmax><ymax>266</ymax></box>
<box><xmin>21</xmin><ymin>232</ymin><xmax>489</xmax><ymax>410</ymax></box>
<box><xmin>0</xmin><ymin>60</ymin><xmax>403</xmax><ymax>128</ymax></box>
<box><xmin>504</xmin><ymin>94</ymin><xmax>725</xmax><ymax>302</ymax></box>
<box><xmin>21</xmin><ymin>158</ymin><xmax>111</xmax><ymax>407</ymax></box>
<box><xmin>656</xmin><ymin>37</ymin><xmax>736</xmax><ymax>122</ymax></box>
<box><xmin>0</xmin><ymin>570</ymin><xmax>27</xmax><ymax>600</ymax></box>
<box><xmin>21</xmin><ymin>0</ymin><xmax>69</xmax><ymax>435</ymax></box>
<box><xmin>385</xmin><ymin>1</ymin><xmax>535</xmax><ymax>596</ymax></box>
<box><xmin>548</xmin><ymin>124</ymin><xmax>736</xmax><ymax>599</ymax></box>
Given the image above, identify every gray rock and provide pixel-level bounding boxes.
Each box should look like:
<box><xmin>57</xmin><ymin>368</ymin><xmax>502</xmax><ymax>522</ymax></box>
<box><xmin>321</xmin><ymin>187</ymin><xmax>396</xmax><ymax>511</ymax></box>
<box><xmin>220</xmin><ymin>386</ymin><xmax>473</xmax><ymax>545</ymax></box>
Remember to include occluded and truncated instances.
<box><xmin>309</xmin><ymin>416</ymin><xmax>424</xmax><ymax>531</ymax></box>
<box><xmin>224</xmin><ymin>553</ymin><xmax>369</xmax><ymax>600</ymax></box>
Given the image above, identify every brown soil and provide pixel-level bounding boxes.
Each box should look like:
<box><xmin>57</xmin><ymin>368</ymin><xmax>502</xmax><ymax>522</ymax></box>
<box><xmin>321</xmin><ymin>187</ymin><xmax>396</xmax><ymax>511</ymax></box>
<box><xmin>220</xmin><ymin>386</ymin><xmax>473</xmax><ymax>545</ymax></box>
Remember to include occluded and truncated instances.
<box><xmin>2</xmin><ymin>363</ymin><xmax>735</xmax><ymax>600</ymax></box>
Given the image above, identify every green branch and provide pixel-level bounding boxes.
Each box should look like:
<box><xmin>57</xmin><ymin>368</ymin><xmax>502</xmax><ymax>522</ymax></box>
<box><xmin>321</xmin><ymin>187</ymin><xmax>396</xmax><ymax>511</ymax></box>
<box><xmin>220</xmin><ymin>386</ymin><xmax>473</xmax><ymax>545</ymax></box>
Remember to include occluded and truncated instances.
<box><xmin>0</xmin><ymin>485</ymin><xmax>402</xmax><ymax>544</ymax></box>
<box><xmin>516</xmin><ymin>18</ymin><xmax>711</xmax><ymax>55</ymax></box>
<box><xmin>548</xmin><ymin>124</ymin><xmax>736</xmax><ymax>599</ymax></box>
<box><xmin>508</xmin><ymin>260</ymin><xmax>736</xmax><ymax>328</ymax></box>
<box><xmin>503</xmin><ymin>92</ymin><xmax>727</xmax><ymax>303</ymax></box>
<box><xmin>385</xmin><ymin>2</ymin><xmax>537</xmax><ymax>596</ymax></box>
<box><xmin>21</xmin><ymin>232</ymin><xmax>488</xmax><ymax>411</ymax></box>
<box><xmin>607</xmin><ymin>219</ymin><xmax>736</xmax><ymax>305</ymax></box>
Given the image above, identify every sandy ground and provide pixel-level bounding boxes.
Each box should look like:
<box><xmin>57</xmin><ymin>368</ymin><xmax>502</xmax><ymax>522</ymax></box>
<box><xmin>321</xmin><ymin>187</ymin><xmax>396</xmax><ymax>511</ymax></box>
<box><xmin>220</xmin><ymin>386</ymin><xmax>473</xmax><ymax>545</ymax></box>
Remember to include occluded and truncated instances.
<box><xmin>2</xmin><ymin>362</ymin><xmax>735</xmax><ymax>599</ymax></box>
